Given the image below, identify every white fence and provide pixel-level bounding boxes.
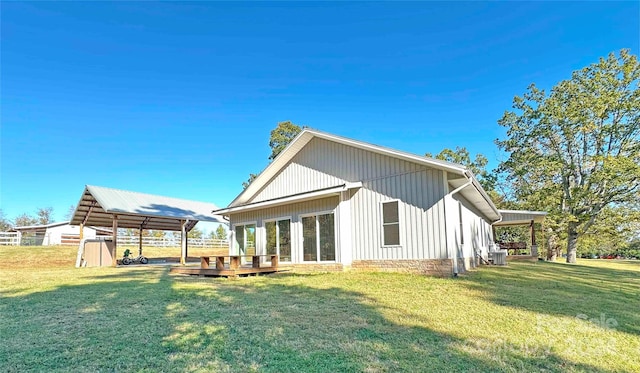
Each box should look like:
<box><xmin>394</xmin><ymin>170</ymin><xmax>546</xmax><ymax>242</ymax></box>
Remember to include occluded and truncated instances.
<box><xmin>0</xmin><ymin>232</ymin><xmax>20</xmax><ymax>246</ymax></box>
<box><xmin>112</xmin><ymin>236</ymin><xmax>229</xmax><ymax>248</ymax></box>
<box><xmin>0</xmin><ymin>232</ymin><xmax>228</xmax><ymax>248</ymax></box>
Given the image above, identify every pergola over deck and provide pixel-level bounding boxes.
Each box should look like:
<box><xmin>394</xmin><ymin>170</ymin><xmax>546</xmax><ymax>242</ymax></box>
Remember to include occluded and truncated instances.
<box><xmin>70</xmin><ymin>185</ymin><xmax>225</xmax><ymax>266</ymax></box>
<box><xmin>493</xmin><ymin>209</ymin><xmax>547</xmax><ymax>257</ymax></box>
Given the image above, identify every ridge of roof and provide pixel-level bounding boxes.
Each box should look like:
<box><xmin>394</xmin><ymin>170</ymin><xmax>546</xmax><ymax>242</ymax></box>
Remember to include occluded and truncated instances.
<box><xmin>85</xmin><ymin>185</ymin><xmax>218</xmax><ymax>207</ymax></box>
<box><xmin>230</xmin><ymin>128</ymin><xmax>469</xmax><ymax>207</ymax></box>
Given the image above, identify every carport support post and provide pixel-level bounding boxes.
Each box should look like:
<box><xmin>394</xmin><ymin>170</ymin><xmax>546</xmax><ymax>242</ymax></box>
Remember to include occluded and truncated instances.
<box><xmin>180</xmin><ymin>220</ymin><xmax>188</xmax><ymax>265</ymax></box>
<box><xmin>530</xmin><ymin>219</ymin><xmax>538</xmax><ymax>258</ymax></box>
<box><xmin>138</xmin><ymin>228</ymin><xmax>143</xmax><ymax>256</ymax></box>
<box><xmin>112</xmin><ymin>215</ymin><xmax>118</xmax><ymax>266</ymax></box>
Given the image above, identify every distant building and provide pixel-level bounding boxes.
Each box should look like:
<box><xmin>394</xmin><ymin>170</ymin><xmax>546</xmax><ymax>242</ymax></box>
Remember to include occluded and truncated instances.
<box><xmin>10</xmin><ymin>222</ymin><xmax>111</xmax><ymax>246</ymax></box>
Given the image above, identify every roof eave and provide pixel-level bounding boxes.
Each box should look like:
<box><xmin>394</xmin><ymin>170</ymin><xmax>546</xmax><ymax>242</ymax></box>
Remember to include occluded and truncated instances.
<box><xmin>219</xmin><ymin>183</ymin><xmax>361</xmax><ymax>215</ymax></box>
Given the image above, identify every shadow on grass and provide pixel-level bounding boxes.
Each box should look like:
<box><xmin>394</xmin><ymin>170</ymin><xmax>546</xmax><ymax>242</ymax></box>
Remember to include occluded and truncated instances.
<box><xmin>0</xmin><ymin>267</ymin><xmax>617</xmax><ymax>372</ymax></box>
<box><xmin>460</xmin><ymin>261</ymin><xmax>640</xmax><ymax>336</ymax></box>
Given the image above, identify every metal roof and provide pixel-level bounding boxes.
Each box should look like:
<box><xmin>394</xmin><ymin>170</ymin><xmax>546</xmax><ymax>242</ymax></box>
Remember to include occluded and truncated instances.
<box><xmin>229</xmin><ymin>128</ymin><xmax>501</xmax><ymax>222</ymax></box>
<box><xmin>11</xmin><ymin>221</ymin><xmax>71</xmax><ymax>231</ymax></box>
<box><xmin>493</xmin><ymin>209</ymin><xmax>547</xmax><ymax>226</ymax></box>
<box><xmin>10</xmin><ymin>221</ymin><xmax>113</xmax><ymax>233</ymax></box>
<box><xmin>69</xmin><ymin>185</ymin><xmax>225</xmax><ymax>231</ymax></box>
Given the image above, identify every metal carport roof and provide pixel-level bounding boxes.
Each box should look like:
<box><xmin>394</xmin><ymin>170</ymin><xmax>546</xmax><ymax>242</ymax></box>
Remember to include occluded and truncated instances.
<box><xmin>70</xmin><ymin>185</ymin><xmax>225</xmax><ymax>232</ymax></box>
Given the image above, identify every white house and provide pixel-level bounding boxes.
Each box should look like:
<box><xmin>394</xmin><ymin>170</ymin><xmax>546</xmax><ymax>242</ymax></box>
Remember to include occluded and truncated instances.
<box><xmin>213</xmin><ymin>129</ymin><xmax>523</xmax><ymax>276</ymax></box>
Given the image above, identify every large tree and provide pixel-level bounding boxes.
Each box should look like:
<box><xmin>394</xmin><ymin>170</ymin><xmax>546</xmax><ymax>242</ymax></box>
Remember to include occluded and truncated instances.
<box><xmin>243</xmin><ymin>121</ymin><xmax>304</xmax><ymax>189</ymax></box>
<box><xmin>13</xmin><ymin>213</ymin><xmax>37</xmax><ymax>227</ymax></box>
<box><xmin>268</xmin><ymin>121</ymin><xmax>303</xmax><ymax>160</ymax></box>
<box><xmin>426</xmin><ymin>146</ymin><xmax>497</xmax><ymax>191</ymax></box>
<box><xmin>37</xmin><ymin>207</ymin><xmax>54</xmax><ymax>225</ymax></box>
<box><xmin>497</xmin><ymin>50</ymin><xmax>640</xmax><ymax>263</ymax></box>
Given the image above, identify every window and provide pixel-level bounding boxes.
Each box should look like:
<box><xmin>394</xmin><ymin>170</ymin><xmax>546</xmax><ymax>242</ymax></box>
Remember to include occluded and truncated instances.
<box><xmin>234</xmin><ymin>224</ymin><xmax>256</xmax><ymax>256</ymax></box>
<box><xmin>302</xmin><ymin>213</ymin><xmax>335</xmax><ymax>262</ymax></box>
<box><xmin>302</xmin><ymin>216</ymin><xmax>317</xmax><ymax>261</ymax></box>
<box><xmin>382</xmin><ymin>200</ymin><xmax>400</xmax><ymax>246</ymax></box>
<box><xmin>266</xmin><ymin>219</ymin><xmax>291</xmax><ymax>262</ymax></box>
<box><xmin>319</xmin><ymin>214</ymin><xmax>335</xmax><ymax>261</ymax></box>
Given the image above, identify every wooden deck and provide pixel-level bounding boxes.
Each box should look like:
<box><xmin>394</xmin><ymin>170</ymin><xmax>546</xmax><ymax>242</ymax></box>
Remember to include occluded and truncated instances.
<box><xmin>170</xmin><ymin>266</ymin><xmax>280</xmax><ymax>277</ymax></box>
<box><xmin>170</xmin><ymin>254</ymin><xmax>280</xmax><ymax>278</ymax></box>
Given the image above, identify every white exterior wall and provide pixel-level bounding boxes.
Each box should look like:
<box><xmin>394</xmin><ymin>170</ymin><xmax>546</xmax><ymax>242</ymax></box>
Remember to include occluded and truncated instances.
<box><xmin>229</xmin><ymin>197</ymin><xmax>340</xmax><ymax>263</ymax></box>
<box><xmin>42</xmin><ymin>224</ymin><xmax>97</xmax><ymax>245</ymax></box>
<box><xmin>451</xmin><ymin>194</ymin><xmax>494</xmax><ymax>269</ymax></box>
<box><xmin>250</xmin><ymin>138</ymin><xmax>425</xmax><ymax>203</ymax></box>
<box><xmin>232</xmin><ymin>137</ymin><xmax>452</xmax><ymax>262</ymax></box>
<box><xmin>350</xmin><ymin>169</ymin><xmax>448</xmax><ymax>260</ymax></box>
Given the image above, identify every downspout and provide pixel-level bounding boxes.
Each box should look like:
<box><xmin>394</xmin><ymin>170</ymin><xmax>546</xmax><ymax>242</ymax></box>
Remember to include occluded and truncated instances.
<box><xmin>446</xmin><ymin>179</ymin><xmax>473</xmax><ymax>277</ymax></box>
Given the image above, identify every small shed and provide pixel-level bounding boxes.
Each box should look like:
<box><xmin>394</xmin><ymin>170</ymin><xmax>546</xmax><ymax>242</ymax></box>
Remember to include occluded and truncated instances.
<box><xmin>70</xmin><ymin>185</ymin><xmax>225</xmax><ymax>267</ymax></box>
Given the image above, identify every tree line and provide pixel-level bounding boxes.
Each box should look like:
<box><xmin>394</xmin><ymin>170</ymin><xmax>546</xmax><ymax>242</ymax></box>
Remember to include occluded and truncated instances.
<box><xmin>0</xmin><ymin>207</ymin><xmax>56</xmax><ymax>231</ymax></box>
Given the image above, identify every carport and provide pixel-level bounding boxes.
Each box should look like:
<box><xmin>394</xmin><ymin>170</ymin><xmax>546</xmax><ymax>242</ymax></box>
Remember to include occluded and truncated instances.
<box><xmin>70</xmin><ymin>185</ymin><xmax>226</xmax><ymax>266</ymax></box>
<box><xmin>492</xmin><ymin>209</ymin><xmax>547</xmax><ymax>258</ymax></box>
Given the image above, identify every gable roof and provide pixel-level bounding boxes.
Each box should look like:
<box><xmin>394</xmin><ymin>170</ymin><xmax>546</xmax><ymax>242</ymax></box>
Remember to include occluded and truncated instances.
<box><xmin>70</xmin><ymin>185</ymin><xmax>225</xmax><ymax>231</ymax></box>
<box><xmin>229</xmin><ymin>129</ymin><xmax>501</xmax><ymax>222</ymax></box>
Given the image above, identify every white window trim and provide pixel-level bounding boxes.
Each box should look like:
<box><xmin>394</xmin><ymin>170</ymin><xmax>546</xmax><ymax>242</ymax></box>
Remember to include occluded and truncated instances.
<box><xmin>232</xmin><ymin>221</ymin><xmax>257</xmax><ymax>255</ymax></box>
<box><xmin>299</xmin><ymin>209</ymin><xmax>337</xmax><ymax>263</ymax></box>
<box><xmin>380</xmin><ymin>199</ymin><xmax>402</xmax><ymax>248</ymax></box>
<box><xmin>264</xmin><ymin>216</ymin><xmax>293</xmax><ymax>263</ymax></box>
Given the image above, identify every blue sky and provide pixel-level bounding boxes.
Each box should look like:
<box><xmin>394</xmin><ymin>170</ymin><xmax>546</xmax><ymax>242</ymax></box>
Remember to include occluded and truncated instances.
<box><xmin>1</xmin><ymin>1</ymin><xmax>638</xmax><ymax>229</ymax></box>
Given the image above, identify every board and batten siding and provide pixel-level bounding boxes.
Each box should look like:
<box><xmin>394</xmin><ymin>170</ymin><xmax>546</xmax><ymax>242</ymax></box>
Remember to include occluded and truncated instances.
<box><xmin>452</xmin><ymin>193</ymin><xmax>495</xmax><ymax>265</ymax></box>
<box><xmin>237</xmin><ymin>137</ymin><xmax>459</xmax><ymax>262</ymax></box>
<box><xmin>250</xmin><ymin>137</ymin><xmax>426</xmax><ymax>204</ymax></box>
<box><xmin>351</xmin><ymin>168</ymin><xmax>448</xmax><ymax>260</ymax></box>
<box><xmin>228</xmin><ymin>196</ymin><xmax>339</xmax><ymax>263</ymax></box>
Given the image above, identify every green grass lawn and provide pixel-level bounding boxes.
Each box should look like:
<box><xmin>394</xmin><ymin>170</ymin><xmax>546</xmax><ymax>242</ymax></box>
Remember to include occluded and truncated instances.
<box><xmin>1</xmin><ymin>246</ymin><xmax>639</xmax><ymax>372</ymax></box>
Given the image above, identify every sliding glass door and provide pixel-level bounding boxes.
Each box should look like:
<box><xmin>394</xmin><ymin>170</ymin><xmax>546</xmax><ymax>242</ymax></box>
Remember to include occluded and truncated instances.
<box><xmin>234</xmin><ymin>223</ymin><xmax>256</xmax><ymax>264</ymax></box>
<box><xmin>302</xmin><ymin>213</ymin><xmax>335</xmax><ymax>262</ymax></box>
<box><xmin>265</xmin><ymin>218</ymin><xmax>291</xmax><ymax>262</ymax></box>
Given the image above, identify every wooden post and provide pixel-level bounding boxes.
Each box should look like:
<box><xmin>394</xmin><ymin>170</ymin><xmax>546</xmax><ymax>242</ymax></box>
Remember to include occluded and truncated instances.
<box><xmin>180</xmin><ymin>220</ymin><xmax>187</xmax><ymax>265</ymax></box>
<box><xmin>201</xmin><ymin>256</ymin><xmax>210</xmax><ymax>269</ymax></box>
<box><xmin>530</xmin><ymin>220</ymin><xmax>538</xmax><ymax>257</ymax></box>
<box><xmin>112</xmin><ymin>215</ymin><xmax>118</xmax><ymax>266</ymax></box>
<box><xmin>79</xmin><ymin>223</ymin><xmax>84</xmax><ymax>242</ymax></box>
<box><xmin>530</xmin><ymin>220</ymin><xmax>536</xmax><ymax>246</ymax></box>
<box><xmin>230</xmin><ymin>256</ymin><xmax>240</xmax><ymax>270</ymax></box>
<box><xmin>216</xmin><ymin>256</ymin><xmax>225</xmax><ymax>270</ymax></box>
<box><xmin>138</xmin><ymin>228</ymin><xmax>143</xmax><ymax>256</ymax></box>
